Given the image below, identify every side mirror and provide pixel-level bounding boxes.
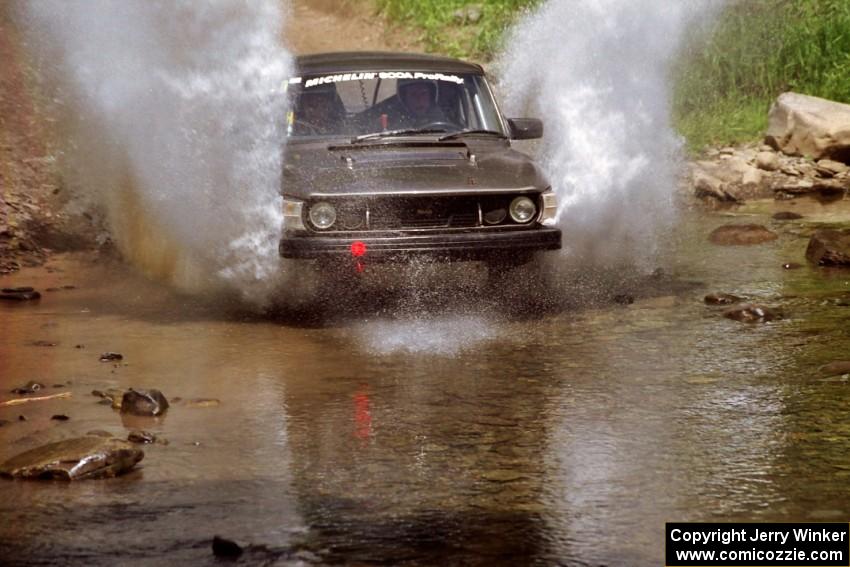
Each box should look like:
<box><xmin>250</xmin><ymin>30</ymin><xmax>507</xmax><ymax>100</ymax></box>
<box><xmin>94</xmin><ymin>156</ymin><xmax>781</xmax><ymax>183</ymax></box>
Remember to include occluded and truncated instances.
<box><xmin>507</xmin><ymin>118</ymin><xmax>543</xmax><ymax>140</ymax></box>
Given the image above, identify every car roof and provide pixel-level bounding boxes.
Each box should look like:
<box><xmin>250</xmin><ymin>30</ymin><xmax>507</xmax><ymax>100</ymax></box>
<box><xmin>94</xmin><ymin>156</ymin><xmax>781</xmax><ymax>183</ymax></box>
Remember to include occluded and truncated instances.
<box><xmin>294</xmin><ymin>51</ymin><xmax>484</xmax><ymax>75</ymax></box>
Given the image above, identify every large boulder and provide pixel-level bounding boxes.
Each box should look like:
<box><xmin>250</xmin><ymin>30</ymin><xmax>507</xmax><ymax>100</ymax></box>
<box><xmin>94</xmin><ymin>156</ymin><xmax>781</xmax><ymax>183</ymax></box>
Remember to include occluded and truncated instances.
<box><xmin>806</xmin><ymin>229</ymin><xmax>850</xmax><ymax>266</ymax></box>
<box><xmin>766</xmin><ymin>92</ymin><xmax>850</xmax><ymax>163</ymax></box>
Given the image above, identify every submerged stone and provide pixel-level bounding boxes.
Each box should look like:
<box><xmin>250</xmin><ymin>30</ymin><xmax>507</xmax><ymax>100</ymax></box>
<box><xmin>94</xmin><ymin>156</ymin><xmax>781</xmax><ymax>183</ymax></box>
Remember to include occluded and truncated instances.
<box><xmin>212</xmin><ymin>536</ymin><xmax>243</xmax><ymax>558</ymax></box>
<box><xmin>723</xmin><ymin>304</ymin><xmax>782</xmax><ymax>323</ymax></box>
<box><xmin>92</xmin><ymin>388</ymin><xmax>125</xmax><ymax>409</ymax></box>
<box><xmin>709</xmin><ymin>224</ymin><xmax>778</xmax><ymax>246</ymax></box>
<box><xmin>121</xmin><ymin>389</ymin><xmax>169</xmax><ymax>416</ymax></box>
<box><xmin>11</xmin><ymin>381</ymin><xmax>46</xmax><ymax>395</ymax></box>
<box><xmin>820</xmin><ymin>361</ymin><xmax>850</xmax><ymax>376</ymax></box>
<box><xmin>99</xmin><ymin>352</ymin><xmax>124</xmax><ymax>362</ymax></box>
<box><xmin>772</xmin><ymin>211</ymin><xmax>803</xmax><ymax>220</ymax></box>
<box><xmin>0</xmin><ymin>437</ymin><xmax>143</xmax><ymax>480</ymax></box>
<box><xmin>128</xmin><ymin>431</ymin><xmax>153</xmax><ymax>444</ymax></box>
<box><xmin>0</xmin><ymin>288</ymin><xmax>41</xmax><ymax>301</ymax></box>
<box><xmin>704</xmin><ymin>293</ymin><xmax>741</xmax><ymax>306</ymax></box>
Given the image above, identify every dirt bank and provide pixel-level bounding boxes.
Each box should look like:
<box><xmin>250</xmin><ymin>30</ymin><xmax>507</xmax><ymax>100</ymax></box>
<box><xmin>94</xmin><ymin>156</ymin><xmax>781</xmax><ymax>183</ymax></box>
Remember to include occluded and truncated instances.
<box><xmin>285</xmin><ymin>0</ymin><xmax>421</xmax><ymax>54</ymax></box>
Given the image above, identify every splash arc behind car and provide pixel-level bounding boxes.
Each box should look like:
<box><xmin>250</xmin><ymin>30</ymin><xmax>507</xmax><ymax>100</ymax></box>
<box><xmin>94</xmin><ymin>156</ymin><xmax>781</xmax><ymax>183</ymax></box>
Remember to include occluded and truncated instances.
<box><xmin>279</xmin><ymin>52</ymin><xmax>560</xmax><ymax>276</ymax></box>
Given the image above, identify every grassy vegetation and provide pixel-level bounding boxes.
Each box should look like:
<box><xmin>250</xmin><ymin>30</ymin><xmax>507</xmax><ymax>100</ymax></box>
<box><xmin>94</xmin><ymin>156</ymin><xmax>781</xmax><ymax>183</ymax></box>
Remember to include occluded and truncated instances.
<box><xmin>674</xmin><ymin>0</ymin><xmax>850</xmax><ymax>150</ymax></box>
<box><xmin>371</xmin><ymin>0</ymin><xmax>539</xmax><ymax>60</ymax></box>
<box><xmin>373</xmin><ymin>0</ymin><xmax>850</xmax><ymax>150</ymax></box>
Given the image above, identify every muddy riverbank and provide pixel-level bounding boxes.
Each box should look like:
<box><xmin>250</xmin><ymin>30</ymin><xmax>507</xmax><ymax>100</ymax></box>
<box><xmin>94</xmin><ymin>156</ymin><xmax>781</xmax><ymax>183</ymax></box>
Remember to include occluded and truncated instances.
<box><xmin>3</xmin><ymin>198</ymin><xmax>850</xmax><ymax>565</ymax></box>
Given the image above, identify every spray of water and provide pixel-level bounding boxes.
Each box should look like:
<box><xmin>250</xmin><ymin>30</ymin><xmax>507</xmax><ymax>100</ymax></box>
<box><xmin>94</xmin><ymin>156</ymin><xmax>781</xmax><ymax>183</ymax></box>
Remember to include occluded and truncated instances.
<box><xmin>17</xmin><ymin>0</ymin><xmax>291</xmax><ymax>304</ymax></box>
<box><xmin>497</xmin><ymin>0</ymin><xmax>722</xmax><ymax>272</ymax></box>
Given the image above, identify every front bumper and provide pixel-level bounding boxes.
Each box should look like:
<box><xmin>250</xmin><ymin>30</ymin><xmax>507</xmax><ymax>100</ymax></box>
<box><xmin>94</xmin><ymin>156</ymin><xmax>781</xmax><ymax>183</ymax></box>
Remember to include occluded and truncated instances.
<box><xmin>279</xmin><ymin>227</ymin><xmax>561</xmax><ymax>260</ymax></box>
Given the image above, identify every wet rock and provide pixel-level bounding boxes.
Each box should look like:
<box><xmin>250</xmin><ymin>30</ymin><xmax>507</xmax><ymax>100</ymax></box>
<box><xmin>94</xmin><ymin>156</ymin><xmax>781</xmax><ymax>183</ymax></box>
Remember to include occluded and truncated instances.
<box><xmin>709</xmin><ymin>224</ymin><xmax>778</xmax><ymax>246</ymax></box>
<box><xmin>805</xmin><ymin>229</ymin><xmax>850</xmax><ymax>267</ymax></box>
<box><xmin>127</xmin><ymin>430</ymin><xmax>157</xmax><ymax>444</ymax></box>
<box><xmin>755</xmin><ymin>151</ymin><xmax>780</xmax><ymax>171</ymax></box>
<box><xmin>184</xmin><ymin>398</ymin><xmax>221</xmax><ymax>408</ymax></box>
<box><xmin>11</xmin><ymin>381</ymin><xmax>46</xmax><ymax>395</ymax></box>
<box><xmin>50</xmin><ymin>414</ymin><xmax>69</xmax><ymax>421</ymax></box>
<box><xmin>0</xmin><ymin>437</ymin><xmax>143</xmax><ymax>480</ymax></box>
<box><xmin>99</xmin><ymin>352</ymin><xmax>123</xmax><ymax>362</ymax></box>
<box><xmin>0</xmin><ymin>288</ymin><xmax>41</xmax><ymax>301</ymax></box>
<box><xmin>704</xmin><ymin>293</ymin><xmax>741</xmax><ymax>306</ymax></box>
<box><xmin>820</xmin><ymin>361</ymin><xmax>850</xmax><ymax>376</ymax></box>
<box><xmin>18</xmin><ymin>415</ymin><xmax>27</xmax><ymax>422</ymax></box>
<box><xmin>766</xmin><ymin>92</ymin><xmax>850</xmax><ymax>161</ymax></box>
<box><xmin>783</xmin><ymin>262</ymin><xmax>803</xmax><ymax>270</ymax></box>
<box><xmin>772</xmin><ymin>211</ymin><xmax>803</xmax><ymax>220</ymax></box>
<box><xmin>75</xmin><ymin>344</ymin><xmax>85</xmax><ymax>349</ymax></box>
<box><xmin>120</xmin><ymin>389</ymin><xmax>169</xmax><ymax>416</ymax></box>
<box><xmin>92</xmin><ymin>388</ymin><xmax>125</xmax><ymax>409</ymax></box>
<box><xmin>723</xmin><ymin>304</ymin><xmax>781</xmax><ymax>323</ymax></box>
<box><xmin>212</xmin><ymin>536</ymin><xmax>243</xmax><ymax>558</ymax></box>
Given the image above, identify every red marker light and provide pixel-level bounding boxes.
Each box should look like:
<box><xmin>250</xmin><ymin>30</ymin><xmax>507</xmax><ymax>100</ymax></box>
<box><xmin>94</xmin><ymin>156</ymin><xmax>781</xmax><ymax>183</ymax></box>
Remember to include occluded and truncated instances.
<box><xmin>350</xmin><ymin>241</ymin><xmax>367</xmax><ymax>257</ymax></box>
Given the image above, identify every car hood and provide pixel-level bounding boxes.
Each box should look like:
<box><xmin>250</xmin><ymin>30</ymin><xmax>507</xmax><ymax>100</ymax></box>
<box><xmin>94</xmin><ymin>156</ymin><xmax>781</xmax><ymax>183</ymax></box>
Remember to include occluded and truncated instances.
<box><xmin>281</xmin><ymin>139</ymin><xmax>549</xmax><ymax>199</ymax></box>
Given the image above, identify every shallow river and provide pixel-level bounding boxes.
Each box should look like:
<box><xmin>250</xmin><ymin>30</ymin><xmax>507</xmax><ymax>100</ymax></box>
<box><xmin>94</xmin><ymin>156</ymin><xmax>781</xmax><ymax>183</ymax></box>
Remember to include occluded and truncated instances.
<box><xmin>2</xmin><ymin>198</ymin><xmax>850</xmax><ymax>566</ymax></box>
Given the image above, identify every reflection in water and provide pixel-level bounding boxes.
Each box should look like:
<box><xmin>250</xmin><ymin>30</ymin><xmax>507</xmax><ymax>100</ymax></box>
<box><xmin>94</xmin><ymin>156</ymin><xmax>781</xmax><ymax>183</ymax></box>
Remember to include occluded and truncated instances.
<box><xmin>2</xmin><ymin>201</ymin><xmax>850</xmax><ymax>564</ymax></box>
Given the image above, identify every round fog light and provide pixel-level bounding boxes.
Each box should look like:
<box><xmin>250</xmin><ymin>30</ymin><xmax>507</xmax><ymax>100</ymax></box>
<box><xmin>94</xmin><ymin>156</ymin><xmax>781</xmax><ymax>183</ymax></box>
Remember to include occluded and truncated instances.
<box><xmin>509</xmin><ymin>196</ymin><xmax>536</xmax><ymax>223</ymax></box>
<box><xmin>483</xmin><ymin>207</ymin><xmax>507</xmax><ymax>225</ymax></box>
<box><xmin>309</xmin><ymin>202</ymin><xmax>336</xmax><ymax>230</ymax></box>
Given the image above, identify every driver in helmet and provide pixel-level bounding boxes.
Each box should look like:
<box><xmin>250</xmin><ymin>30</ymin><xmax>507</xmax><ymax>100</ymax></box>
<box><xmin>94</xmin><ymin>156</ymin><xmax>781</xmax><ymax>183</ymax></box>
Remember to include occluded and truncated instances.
<box><xmin>396</xmin><ymin>79</ymin><xmax>447</xmax><ymax>128</ymax></box>
<box><xmin>293</xmin><ymin>84</ymin><xmax>344</xmax><ymax>135</ymax></box>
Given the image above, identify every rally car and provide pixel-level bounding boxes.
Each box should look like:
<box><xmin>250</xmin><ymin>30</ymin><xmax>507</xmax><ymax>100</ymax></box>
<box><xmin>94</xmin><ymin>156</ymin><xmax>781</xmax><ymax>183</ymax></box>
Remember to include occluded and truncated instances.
<box><xmin>279</xmin><ymin>51</ymin><xmax>560</xmax><ymax>273</ymax></box>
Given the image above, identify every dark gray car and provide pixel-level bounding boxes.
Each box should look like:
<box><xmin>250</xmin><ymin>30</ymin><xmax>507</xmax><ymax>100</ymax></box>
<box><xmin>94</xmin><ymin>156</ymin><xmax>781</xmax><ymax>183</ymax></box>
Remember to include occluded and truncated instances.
<box><xmin>279</xmin><ymin>51</ymin><xmax>560</xmax><ymax>271</ymax></box>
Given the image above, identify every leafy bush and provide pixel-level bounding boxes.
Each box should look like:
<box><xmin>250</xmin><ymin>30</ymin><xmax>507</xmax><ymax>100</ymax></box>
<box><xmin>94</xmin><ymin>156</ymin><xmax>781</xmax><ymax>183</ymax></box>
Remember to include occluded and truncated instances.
<box><xmin>673</xmin><ymin>0</ymin><xmax>850</xmax><ymax>150</ymax></box>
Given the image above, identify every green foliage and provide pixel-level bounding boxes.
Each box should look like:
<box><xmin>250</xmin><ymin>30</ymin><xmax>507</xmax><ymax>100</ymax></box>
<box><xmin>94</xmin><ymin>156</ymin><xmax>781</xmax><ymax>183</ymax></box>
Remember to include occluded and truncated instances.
<box><xmin>372</xmin><ymin>0</ymin><xmax>540</xmax><ymax>60</ymax></box>
<box><xmin>375</xmin><ymin>0</ymin><xmax>850</xmax><ymax>149</ymax></box>
<box><xmin>674</xmin><ymin>0</ymin><xmax>850</xmax><ymax>150</ymax></box>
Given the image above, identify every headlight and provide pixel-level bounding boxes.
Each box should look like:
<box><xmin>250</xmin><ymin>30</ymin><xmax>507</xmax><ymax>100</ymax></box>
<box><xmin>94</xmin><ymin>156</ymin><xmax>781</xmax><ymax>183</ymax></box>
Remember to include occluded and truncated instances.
<box><xmin>540</xmin><ymin>189</ymin><xmax>557</xmax><ymax>225</ymax></box>
<box><xmin>308</xmin><ymin>202</ymin><xmax>336</xmax><ymax>230</ymax></box>
<box><xmin>282</xmin><ymin>198</ymin><xmax>305</xmax><ymax>231</ymax></box>
<box><xmin>509</xmin><ymin>196</ymin><xmax>536</xmax><ymax>223</ymax></box>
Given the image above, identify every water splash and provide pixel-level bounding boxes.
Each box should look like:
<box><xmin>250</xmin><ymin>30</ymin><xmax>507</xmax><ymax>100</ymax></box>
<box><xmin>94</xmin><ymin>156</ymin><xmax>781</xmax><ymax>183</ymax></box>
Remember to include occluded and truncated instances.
<box><xmin>17</xmin><ymin>0</ymin><xmax>291</xmax><ymax>304</ymax></box>
<box><xmin>355</xmin><ymin>316</ymin><xmax>499</xmax><ymax>356</ymax></box>
<box><xmin>497</xmin><ymin>0</ymin><xmax>723</xmax><ymax>271</ymax></box>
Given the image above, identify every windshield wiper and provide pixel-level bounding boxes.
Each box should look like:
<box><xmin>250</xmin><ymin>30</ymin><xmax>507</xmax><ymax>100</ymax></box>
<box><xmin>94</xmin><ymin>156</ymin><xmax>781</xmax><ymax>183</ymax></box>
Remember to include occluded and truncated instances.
<box><xmin>438</xmin><ymin>129</ymin><xmax>507</xmax><ymax>141</ymax></box>
<box><xmin>351</xmin><ymin>127</ymin><xmax>447</xmax><ymax>144</ymax></box>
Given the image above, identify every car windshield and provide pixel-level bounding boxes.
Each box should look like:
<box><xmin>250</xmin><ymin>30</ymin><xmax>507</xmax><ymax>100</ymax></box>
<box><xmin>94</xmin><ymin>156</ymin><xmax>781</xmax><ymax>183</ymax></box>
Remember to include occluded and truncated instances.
<box><xmin>284</xmin><ymin>71</ymin><xmax>507</xmax><ymax>139</ymax></box>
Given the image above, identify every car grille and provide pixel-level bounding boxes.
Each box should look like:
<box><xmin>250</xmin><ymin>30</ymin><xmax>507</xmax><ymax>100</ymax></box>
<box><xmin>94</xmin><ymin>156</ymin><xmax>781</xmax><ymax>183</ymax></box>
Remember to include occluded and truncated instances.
<box><xmin>309</xmin><ymin>194</ymin><xmax>535</xmax><ymax>233</ymax></box>
<box><xmin>369</xmin><ymin>197</ymin><xmax>479</xmax><ymax>230</ymax></box>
